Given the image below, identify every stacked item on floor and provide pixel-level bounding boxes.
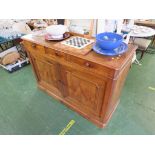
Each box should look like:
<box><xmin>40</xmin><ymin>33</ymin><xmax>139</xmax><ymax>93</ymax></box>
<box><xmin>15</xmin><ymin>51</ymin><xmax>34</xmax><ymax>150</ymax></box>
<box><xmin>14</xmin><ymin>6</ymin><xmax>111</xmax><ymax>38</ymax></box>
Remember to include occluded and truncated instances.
<box><xmin>0</xmin><ymin>36</ymin><xmax>29</xmax><ymax>73</ymax></box>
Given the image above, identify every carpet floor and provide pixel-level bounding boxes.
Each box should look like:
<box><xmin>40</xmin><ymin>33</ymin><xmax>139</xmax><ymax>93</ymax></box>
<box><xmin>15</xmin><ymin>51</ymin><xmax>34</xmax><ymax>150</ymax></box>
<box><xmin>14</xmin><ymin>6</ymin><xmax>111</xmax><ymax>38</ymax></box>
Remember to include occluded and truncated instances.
<box><xmin>0</xmin><ymin>51</ymin><xmax>155</xmax><ymax>135</ymax></box>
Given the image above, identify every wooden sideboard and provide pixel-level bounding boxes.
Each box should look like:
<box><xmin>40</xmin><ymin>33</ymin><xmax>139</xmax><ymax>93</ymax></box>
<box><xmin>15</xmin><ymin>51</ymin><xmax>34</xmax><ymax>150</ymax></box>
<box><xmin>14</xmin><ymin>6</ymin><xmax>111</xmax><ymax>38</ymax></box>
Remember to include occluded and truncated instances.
<box><xmin>22</xmin><ymin>34</ymin><xmax>137</xmax><ymax>128</ymax></box>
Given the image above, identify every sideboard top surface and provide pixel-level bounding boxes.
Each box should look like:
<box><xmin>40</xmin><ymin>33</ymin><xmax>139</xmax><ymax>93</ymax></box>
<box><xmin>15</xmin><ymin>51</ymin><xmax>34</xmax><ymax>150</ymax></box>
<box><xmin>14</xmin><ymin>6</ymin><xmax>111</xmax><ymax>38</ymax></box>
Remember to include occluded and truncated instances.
<box><xmin>22</xmin><ymin>34</ymin><xmax>137</xmax><ymax>70</ymax></box>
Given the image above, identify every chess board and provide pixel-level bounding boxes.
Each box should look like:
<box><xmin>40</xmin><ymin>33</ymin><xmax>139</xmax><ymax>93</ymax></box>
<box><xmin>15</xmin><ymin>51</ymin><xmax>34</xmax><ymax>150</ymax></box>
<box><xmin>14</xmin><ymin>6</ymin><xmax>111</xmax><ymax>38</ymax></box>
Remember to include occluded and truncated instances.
<box><xmin>61</xmin><ymin>36</ymin><xmax>94</xmax><ymax>49</ymax></box>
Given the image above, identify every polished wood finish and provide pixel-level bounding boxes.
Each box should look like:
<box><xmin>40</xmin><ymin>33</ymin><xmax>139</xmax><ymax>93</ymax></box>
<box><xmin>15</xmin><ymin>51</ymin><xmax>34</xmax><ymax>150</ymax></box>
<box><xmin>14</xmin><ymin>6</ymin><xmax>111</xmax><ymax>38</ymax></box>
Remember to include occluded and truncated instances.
<box><xmin>22</xmin><ymin>34</ymin><xmax>137</xmax><ymax>128</ymax></box>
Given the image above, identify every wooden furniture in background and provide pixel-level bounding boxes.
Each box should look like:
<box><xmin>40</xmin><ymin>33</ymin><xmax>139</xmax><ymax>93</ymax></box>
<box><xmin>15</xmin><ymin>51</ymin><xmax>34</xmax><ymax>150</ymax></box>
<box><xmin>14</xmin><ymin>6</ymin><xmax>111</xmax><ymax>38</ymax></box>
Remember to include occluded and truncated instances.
<box><xmin>22</xmin><ymin>34</ymin><xmax>137</xmax><ymax>128</ymax></box>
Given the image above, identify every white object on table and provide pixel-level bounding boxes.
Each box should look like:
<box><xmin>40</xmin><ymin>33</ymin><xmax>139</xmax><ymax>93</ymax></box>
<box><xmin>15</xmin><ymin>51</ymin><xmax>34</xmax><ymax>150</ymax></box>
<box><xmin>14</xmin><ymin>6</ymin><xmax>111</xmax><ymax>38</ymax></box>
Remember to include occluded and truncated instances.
<box><xmin>130</xmin><ymin>25</ymin><xmax>155</xmax><ymax>37</ymax></box>
<box><xmin>129</xmin><ymin>25</ymin><xmax>155</xmax><ymax>65</ymax></box>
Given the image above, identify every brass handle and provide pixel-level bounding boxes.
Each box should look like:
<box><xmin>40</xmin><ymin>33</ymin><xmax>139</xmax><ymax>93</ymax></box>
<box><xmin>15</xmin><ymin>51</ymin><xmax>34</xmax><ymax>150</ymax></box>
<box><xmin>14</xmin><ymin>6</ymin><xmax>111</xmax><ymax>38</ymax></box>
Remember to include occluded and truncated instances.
<box><xmin>55</xmin><ymin>52</ymin><xmax>59</xmax><ymax>56</ymax></box>
<box><xmin>85</xmin><ymin>62</ymin><xmax>91</xmax><ymax>67</ymax></box>
<box><xmin>31</xmin><ymin>43</ymin><xmax>36</xmax><ymax>48</ymax></box>
<box><xmin>55</xmin><ymin>51</ymin><xmax>60</xmax><ymax>57</ymax></box>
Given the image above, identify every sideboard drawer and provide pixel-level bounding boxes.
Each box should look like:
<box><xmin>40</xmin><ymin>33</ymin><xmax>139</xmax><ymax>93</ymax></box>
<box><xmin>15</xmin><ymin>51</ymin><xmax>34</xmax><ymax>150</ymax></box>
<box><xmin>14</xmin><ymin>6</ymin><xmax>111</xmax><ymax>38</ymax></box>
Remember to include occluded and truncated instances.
<box><xmin>45</xmin><ymin>47</ymin><xmax>66</xmax><ymax>60</ymax></box>
<box><xmin>69</xmin><ymin>55</ymin><xmax>114</xmax><ymax>78</ymax></box>
<box><xmin>24</xmin><ymin>41</ymin><xmax>45</xmax><ymax>55</ymax></box>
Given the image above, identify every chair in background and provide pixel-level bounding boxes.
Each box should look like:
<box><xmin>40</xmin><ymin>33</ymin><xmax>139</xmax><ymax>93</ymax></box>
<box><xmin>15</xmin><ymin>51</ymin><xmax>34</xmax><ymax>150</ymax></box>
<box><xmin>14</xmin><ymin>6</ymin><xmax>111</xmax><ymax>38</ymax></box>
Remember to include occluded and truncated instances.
<box><xmin>133</xmin><ymin>37</ymin><xmax>151</xmax><ymax>59</ymax></box>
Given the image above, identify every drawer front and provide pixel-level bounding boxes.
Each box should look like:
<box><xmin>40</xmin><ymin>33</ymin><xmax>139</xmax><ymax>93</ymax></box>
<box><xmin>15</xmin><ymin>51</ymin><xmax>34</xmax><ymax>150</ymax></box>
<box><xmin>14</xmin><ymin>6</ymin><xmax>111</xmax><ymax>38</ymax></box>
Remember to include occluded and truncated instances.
<box><xmin>45</xmin><ymin>47</ymin><xmax>66</xmax><ymax>60</ymax></box>
<box><xmin>24</xmin><ymin>41</ymin><xmax>45</xmax><ymax>55</ymax></box>
<box><xmin>68</xmin><ymin>55</ymin><xmax>114</xmax><ymax>78</ymax></box>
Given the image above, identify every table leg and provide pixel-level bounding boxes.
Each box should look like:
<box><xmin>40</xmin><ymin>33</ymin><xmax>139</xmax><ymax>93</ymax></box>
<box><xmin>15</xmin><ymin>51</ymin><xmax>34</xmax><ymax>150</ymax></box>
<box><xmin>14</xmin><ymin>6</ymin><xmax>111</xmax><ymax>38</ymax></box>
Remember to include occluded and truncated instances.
<box><xmin>146</xmin><ymin>36</ymin><xmax>155</xmax><ymax>54</ymax></box>
<box><xmin>151</xmin><ymin>35</ymin><xmax>155</xmax><ymax>46</ymax></box>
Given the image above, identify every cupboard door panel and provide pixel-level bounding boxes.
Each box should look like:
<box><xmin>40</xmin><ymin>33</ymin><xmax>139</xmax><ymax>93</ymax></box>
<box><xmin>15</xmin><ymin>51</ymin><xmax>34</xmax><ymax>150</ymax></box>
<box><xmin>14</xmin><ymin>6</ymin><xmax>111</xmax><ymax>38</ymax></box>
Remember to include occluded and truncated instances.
<box><xmin>35</xmin><ymin>59</ymin><xmax>57</xmax><ymax>86</ymax></box>
<box><xmin>61</xmin><ymin>66</ymin><xmax>107</xmax><ymax>117</ymax></box>
<box><xmin>31</xmin><ymin>55</ymin><xmax>61</xmax><ymax>93</ymax></box>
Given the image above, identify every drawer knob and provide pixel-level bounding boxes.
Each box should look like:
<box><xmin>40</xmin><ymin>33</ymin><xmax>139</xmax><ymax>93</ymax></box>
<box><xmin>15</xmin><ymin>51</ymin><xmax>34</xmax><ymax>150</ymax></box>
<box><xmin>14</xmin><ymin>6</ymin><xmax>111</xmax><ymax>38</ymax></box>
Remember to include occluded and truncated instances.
<box><xmin>32</xmin><ymin>44</ymin><xmax>36</xmax><ymax>48</ymax></box>
<box><xmin>55</xmin><ymin>52</ymin><xmax>59</xmax><ymax>56</ymax></box>
<box><xmin>85</xmin><ymin>62</ymin><xmax>91</xmax><ymax>67</ymax></box>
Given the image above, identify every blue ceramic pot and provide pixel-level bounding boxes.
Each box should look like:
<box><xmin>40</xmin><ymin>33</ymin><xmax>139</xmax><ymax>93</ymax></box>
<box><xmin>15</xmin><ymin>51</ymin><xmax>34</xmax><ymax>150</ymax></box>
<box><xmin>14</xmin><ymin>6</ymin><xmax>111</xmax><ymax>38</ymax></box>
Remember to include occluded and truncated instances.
<box><xmin>96</xmin><ymin>32</ymin><xmax>123</xmax><ymax>50</ymax></box>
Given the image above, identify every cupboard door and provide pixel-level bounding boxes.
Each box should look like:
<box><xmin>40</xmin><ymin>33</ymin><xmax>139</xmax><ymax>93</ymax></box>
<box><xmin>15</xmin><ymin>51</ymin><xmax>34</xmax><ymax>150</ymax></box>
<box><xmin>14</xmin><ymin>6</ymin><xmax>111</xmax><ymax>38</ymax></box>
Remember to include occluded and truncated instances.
<box><xmin>30</xmin><ymin>55</ymin><xmax>61</xmax><ymax>93</ymax></box>
<box><xmin>60</xmin><ymin>66</ymin><xmax>107</xmax><ymax>117</ymax></box>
